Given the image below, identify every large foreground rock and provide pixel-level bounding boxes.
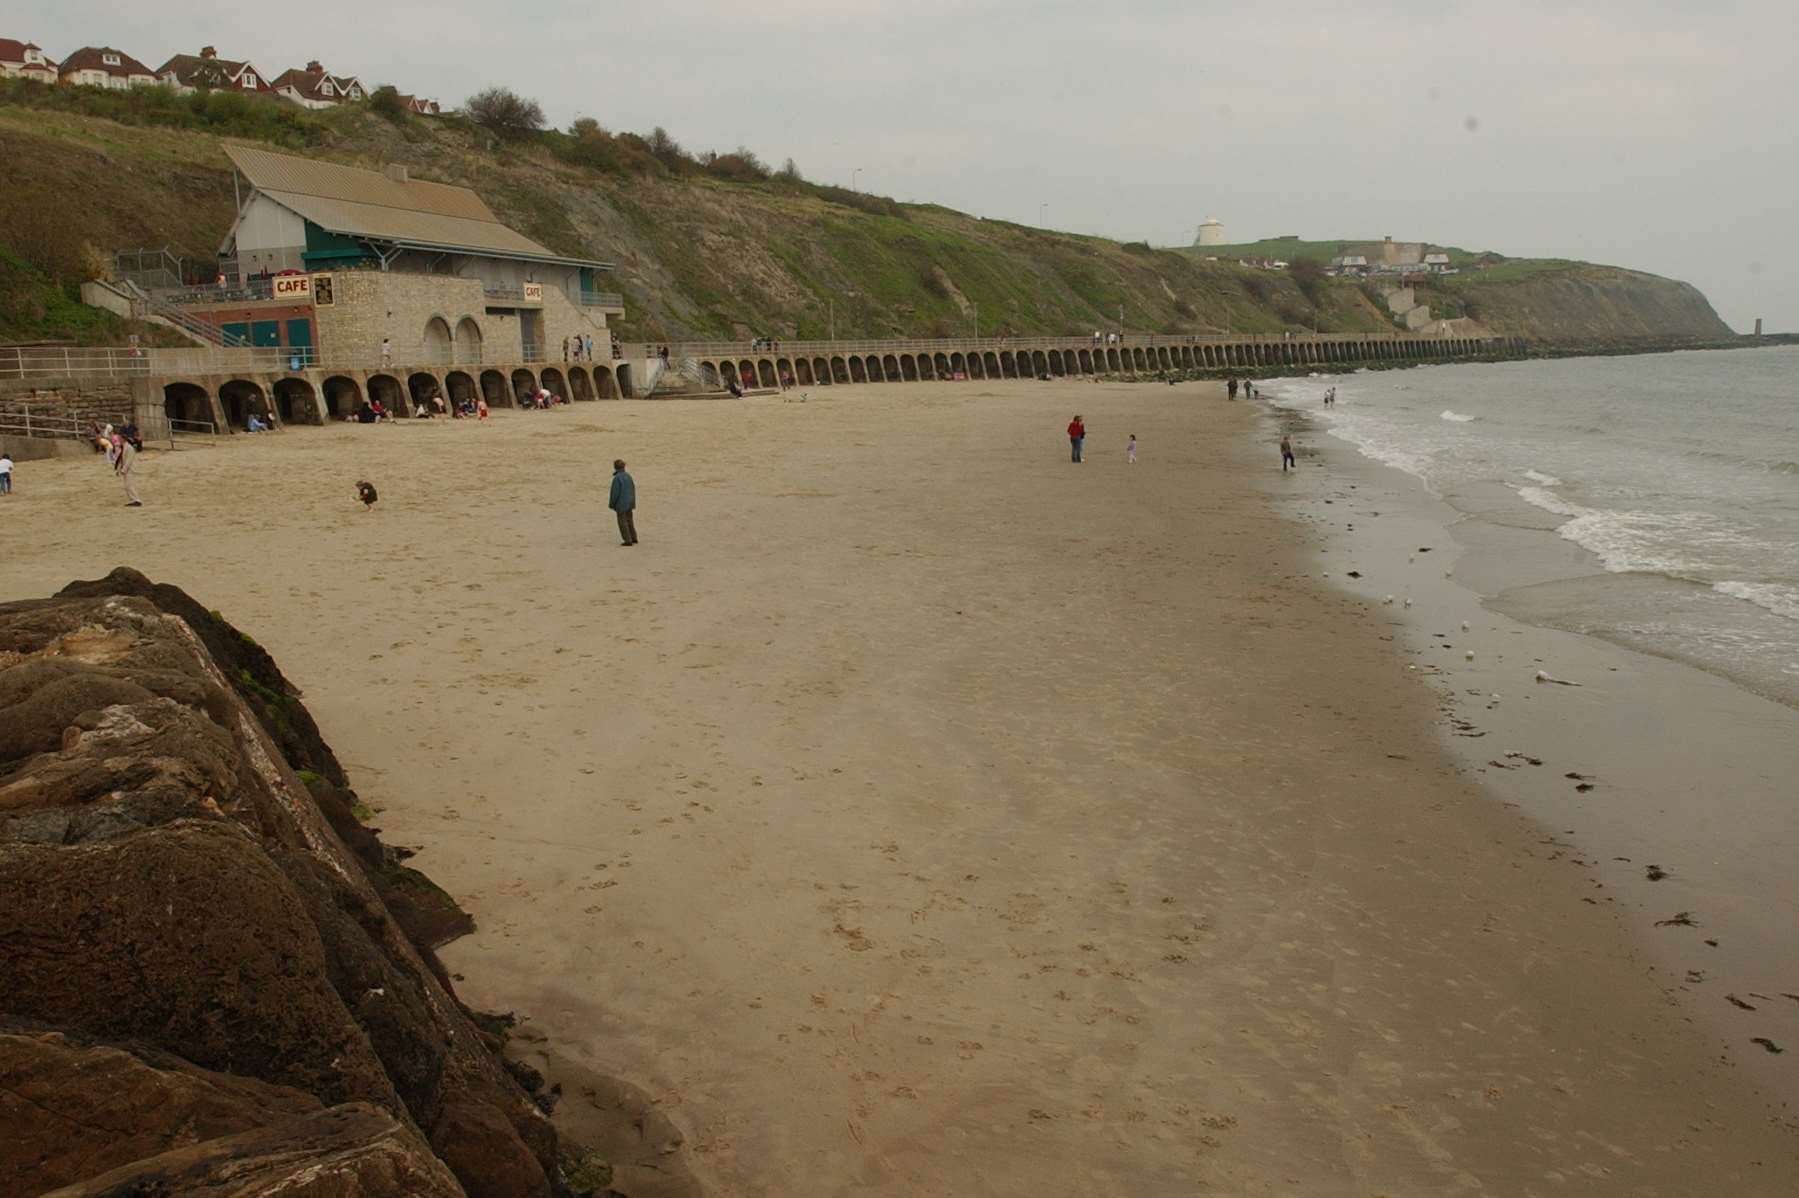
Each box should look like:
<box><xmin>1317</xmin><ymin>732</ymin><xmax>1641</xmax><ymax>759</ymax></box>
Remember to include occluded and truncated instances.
<box><xmin>0</xmin><ymin>570</ymin><xmax>559</xmax><ymax>1197</ymax></box>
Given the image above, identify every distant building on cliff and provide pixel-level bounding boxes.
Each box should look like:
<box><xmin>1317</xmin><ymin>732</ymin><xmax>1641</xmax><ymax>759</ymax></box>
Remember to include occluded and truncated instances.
<box><xmin>0</xmin><ymin>37</ymin><xmax>57</xmax><ymax>83</ymax></box>
<box><xmin>1194</xmin><ymin>217</ymin><xmax>1226</xmax><ymax>247</ymax></box>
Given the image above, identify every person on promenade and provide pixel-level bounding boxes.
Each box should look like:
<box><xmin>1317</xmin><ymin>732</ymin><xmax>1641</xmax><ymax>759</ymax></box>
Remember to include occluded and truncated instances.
<box><xmin>381</xmin><ymin>338</ymin><xmax>392</xmax><ymax>366</ymax></box>
<box><xmin>584</xmin><ymin>334</ymin><xmax>594</xmax><ymax>362</ymax></box>
<box><xmin>0</xmin><ymin>451</ymin><xmax>13</xmax><ymax>495</ymax></box>
<box><xmin>1067</xmin><ymin>415</ymin><xmax>1086</xmax><ymax>463</ymax></box>
<box><xmin>1280</xmin><ymin>433</ymin><xmax>1296</xmax><ymax>472</ymax></box>
<box><xmin>1127</xmin><ymin>434</ymin><xmax>1137</xmax><ymax>465</ymax></box>
<box><xmin>609</xmin><ymin>459</ymin><xmax>638</xmax><ymax>546</ymax></box>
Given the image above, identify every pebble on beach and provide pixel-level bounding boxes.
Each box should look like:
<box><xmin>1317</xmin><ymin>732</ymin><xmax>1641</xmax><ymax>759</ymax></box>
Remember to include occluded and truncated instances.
<box><xmin>1466</xmin><ymin>650</ymin><xmax>1476</xmax><ymax>661</ymax></box>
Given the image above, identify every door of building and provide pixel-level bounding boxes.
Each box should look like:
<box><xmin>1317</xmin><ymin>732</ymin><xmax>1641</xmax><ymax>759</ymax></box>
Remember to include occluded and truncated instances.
<box><xmin>251</xmin><ymin>321</ymin><xmax>281</xmax><ymax>351</ymax></box>
<box><xmin>519</xmin><ymin>310</ymin><xmax>540</xmax><ymax>360</ymax></box>
<box><xmin>220</xmin><ymin>322</ymin><xmax>250</xmax><ymax>347</ymax></box>
<box><xmin>285</xmin><ymin>318</ymin><xmax>314</xmax><ymax>367</ymax></box>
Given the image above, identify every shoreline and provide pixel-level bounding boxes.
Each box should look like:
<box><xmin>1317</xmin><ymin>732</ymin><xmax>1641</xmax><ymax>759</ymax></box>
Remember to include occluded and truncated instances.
<box><xmin>1266</xmin><ymin>385</ymin><xmax>1799</xmax><ymax>1113</ymax></box>
<box><xmin>4</xmin><ymin>381</ymin><xmax>1796</xmax><ymax>1192</ymax></box>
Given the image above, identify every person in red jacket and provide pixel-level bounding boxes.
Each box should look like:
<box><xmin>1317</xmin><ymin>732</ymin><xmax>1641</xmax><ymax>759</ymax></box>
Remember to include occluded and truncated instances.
<box><xmin>1067</xmin><ymin>414</ymin><xmax>1085</xmax><ymax>463</ymax></box>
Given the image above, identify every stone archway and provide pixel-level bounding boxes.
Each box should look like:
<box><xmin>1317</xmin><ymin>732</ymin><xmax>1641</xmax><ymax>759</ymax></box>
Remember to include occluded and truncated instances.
<box><xmin>446</xmin><ymin>371</ymin><xmax>477</xmax><ymax>409</ymax></box>
<box><xmin>830</xmin><ymin>357</ymin><xmax>848</xmax><ymax>383</ymax></box>
<box><xmin>757</xmin><ymin>360</ymin><xmax>777</xmax><ymax>387</ymax></box>
<box><xmin>367</xmin><ymin>373</ymin><xmax>404</xmax><ymax>415</ymax></box>
<box><xmin>510</xmin><ymin>368</ymin><xmax>538</xmax><ymax>404</ymax></box>
<box><xmin>407</xmin><ymin>371</ymin><xmax>444</xmax><ymax>414</ymax></box>
<box><xmin>480</xmin><ymin>369</ymin><xmax>510</xmax><ymax>408</ymax></box>
<box><xmin>568</xmin><ymin>367</ymin><xmax>594</xmax><ymax>401</ymax></box>
<box><xmin>322</xmin><ymin>375</ymin><xmax>362</xmax><ymax>419</ymax></box>
<box><xmin>813</xmin><ymin>357</ymin><xmax>831</xmax><ymax>384</ymax></box>
<box><xmin>217</xmin><ymin>378</ymin><xmax>266</xmax><ymax>429</ymax></box>
<box><xmin>615</xmin><ymin>363</ymin><xmax>634</xmax><ymax>397</ymax></box>
<box><xmin>540</xmin><ymin>367</ymin><xmax>567</xmax><ymax>402</ymax></box>
<box><xmin>272</xmin><ymin>377</ymin><xmax>319</xmax><ymax>425</ymax></box>
<box><xmin>162</xmin><ymin>382</ymin><xmax>213</xmax><ymax>427</ymax></box>
<box><xmin>424</xmin><ymin>316</ymin><xmax>453</xmax><ymax>364</ymax></box>
<box><xmin>594</xmin><ymin>366</ymin><xmax>617</xmax><ymax>398</ymax></box>
<box><xmin>901</xmin><ymin>355</ymin><xmax>919</xmax><ymax>381</ymax></box>
<box><xmin>794</xmin><ymin>359</ymin><xmax>814</xmax><ymax>385</ymax></box>
<box><xmin>848</xmin><ymin>356</ymin><xmax>867</xmax><ymax>383</ymax></box>
<box><xmin>454</xmin><ymin>317</ymin><xmax>482</xmax><ymax>363</ymax></box>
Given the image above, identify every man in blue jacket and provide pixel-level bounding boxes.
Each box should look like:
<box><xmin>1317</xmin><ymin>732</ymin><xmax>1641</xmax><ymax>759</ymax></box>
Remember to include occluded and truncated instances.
<box><xmin>609</xmin><ymin>459</ymin><xmax>638</xmax><ymax>546</ymax></box>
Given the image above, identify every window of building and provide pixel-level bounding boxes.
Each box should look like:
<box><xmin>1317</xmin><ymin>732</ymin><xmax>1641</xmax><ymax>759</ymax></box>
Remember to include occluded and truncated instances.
<box><xmin>349</xmin><ymin>85</ymin><xmax>362</xmax><ymax>98</ymax></box>
<box><xmin>102</xmin><ymin>52</ymin><xmax>120</xmax><ymax>65</ymax></box>
<box><xmin>321</xmin><ymin>81</ymin><xmax>333</xmax><ymax>95</ymax></box>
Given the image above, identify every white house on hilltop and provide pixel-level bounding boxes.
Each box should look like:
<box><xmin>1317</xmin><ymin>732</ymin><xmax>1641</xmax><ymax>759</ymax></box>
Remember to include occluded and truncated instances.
<box><xmin>58</xmin><ymin>45</ymin><xmax>157</xmax><ymax>89</ymax></box>
<box><xmin>0</xmin><ymin>37</ymin><xmax>56</xmax><ymax>82</ymax></box>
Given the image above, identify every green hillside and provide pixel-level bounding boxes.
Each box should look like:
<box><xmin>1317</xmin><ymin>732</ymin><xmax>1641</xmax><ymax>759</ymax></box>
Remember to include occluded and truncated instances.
<box><xmin>0</xmin><ymin>79</ymin><xmax>1732</xmax><ymax>347</ymax></box>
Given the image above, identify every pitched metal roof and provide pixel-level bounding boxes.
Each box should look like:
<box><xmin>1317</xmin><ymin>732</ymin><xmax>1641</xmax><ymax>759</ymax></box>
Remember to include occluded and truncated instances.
<box><xmin>223</xmin><ymin>144</ymin><xmax>610</xmax><ymax>268</ymax></box>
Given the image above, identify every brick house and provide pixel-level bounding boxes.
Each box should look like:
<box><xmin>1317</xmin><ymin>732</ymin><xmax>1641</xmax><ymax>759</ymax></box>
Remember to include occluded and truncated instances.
<box><xmin>58</xmin><ymin>45</ymin><xmax>158</xmax><ymax>89</ymax></box>
<box><xmin>156</xmin><ymin>46</ymin><xmax>272</xmax><ymax>94</ymax></box>
<box><xmin>0</xmin><ymin>38</ymin><xmax>57</xmax><ymax>83</ymax></box>
<box><xmin>271</xmin><ymin>61</ymin><xmax>365</xmax><ymax>109</ymax></box>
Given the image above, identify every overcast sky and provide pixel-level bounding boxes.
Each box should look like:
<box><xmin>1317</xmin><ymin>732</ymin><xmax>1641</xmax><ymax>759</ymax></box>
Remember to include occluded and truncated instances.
<box><xmin>33</xmin><ymin>0</ymin><xmax>1796</xmax><ymax>330</ymax></box>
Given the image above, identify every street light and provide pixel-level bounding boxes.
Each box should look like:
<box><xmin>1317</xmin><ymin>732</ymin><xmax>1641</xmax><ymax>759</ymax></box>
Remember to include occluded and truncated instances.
<box><xmin>1039</xmin><ymin>202</ymin><xmax>1047</xmax><ymax>227</ymax></box>
<box><xmin>853</xmin><ymin>167</ymin><xmax>862</xmax><ymax>192</ymax></box>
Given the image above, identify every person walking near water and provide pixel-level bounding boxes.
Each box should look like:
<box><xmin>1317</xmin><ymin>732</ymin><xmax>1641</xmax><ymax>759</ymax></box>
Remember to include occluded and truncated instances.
<box><xmin>1280</xmin><ymin>433</ymin><xmax>1296</xmax><ymax>472</ymax></box>
<box><xmin>1067</xmin><ymin>414</ymin><xmax>1086</xmax><ymax>463</ymax></box>
<box><xmin>609</xmin><ymin>459</ymin><xmax>638</xmax><ymax>546</ymax></box>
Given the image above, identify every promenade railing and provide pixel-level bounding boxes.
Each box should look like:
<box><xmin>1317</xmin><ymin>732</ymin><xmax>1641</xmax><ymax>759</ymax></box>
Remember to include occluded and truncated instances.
<box><xmin>3</xmin><ymin>328</ymin><xmax>1483</xmax><ymax>384</ymax></box>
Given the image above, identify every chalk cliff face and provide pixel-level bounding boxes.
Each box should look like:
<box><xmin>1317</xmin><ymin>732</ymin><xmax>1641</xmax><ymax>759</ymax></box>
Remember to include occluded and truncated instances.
<box><xmin>0</xmin><ymin>570</ymin><xmax>556</xmax><ymax>1198</ymax></box>
<box><xmin>1423</xmin><ymin>265</ymin><xmax>1733</xmax><ymax>344</ymax></box>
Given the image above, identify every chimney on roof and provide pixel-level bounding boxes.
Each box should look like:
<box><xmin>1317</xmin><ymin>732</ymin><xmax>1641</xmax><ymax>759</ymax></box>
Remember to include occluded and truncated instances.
<box><xmin>201</xmin><ymin>46</ymin><xmax>216</xmax><ymax>58</ymax></box>
<box><xmin>306</xmin><ymin>60</ymin><xmax>323</xmax><ymax>73</ymax></box>
<box><xmin>385</xmin><ymin>164</ymin><xmax>409</xmax><ymax>183</ymax></box>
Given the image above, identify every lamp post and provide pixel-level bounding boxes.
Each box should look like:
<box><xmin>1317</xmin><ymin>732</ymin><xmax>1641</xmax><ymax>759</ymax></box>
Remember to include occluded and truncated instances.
<box><xmin>1039</xmin><ymin>202</ymin><xmax>1047</xmax><ymax>227</ymax></box>
<box><xmin>853</xmin><ymin>167</ymin><xmax>862</xmax><ymax>192</ymax></box>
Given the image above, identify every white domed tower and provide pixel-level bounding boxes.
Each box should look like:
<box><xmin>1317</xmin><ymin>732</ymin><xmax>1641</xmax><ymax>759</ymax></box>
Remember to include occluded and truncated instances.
<box><xmin>1195</xmin><ymin>217</ymin><xmax>1226</xmax><ymax>246</ymax></box>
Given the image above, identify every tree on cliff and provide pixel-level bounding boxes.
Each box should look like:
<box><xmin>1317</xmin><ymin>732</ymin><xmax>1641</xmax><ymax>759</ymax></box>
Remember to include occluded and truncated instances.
<box><xmin>465</xmin><ymin>87</ymin><xmax>545</xmax><ymax>141</ymax></box>
<box><xmin>1289</xmin><ymin>256</ymin><xmax>1327</xmax><ymax>305</ymax></box>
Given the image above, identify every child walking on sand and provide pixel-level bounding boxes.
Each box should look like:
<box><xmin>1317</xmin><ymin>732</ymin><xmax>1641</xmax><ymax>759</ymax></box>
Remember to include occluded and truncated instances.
<box><xmin>1127</xmin><ymin>434</ymin><xmax>1137</xmax><ymax>465</ymax></box>
<box><xmin>1280</xmin><ymin>433</ymin><xmax>1296</xmax><ymax>472</ymax></box>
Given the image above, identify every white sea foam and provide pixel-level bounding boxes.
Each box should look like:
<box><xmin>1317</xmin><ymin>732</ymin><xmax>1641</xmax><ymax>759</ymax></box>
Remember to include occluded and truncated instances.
<box><xmin>1515</xmin><ymin>486</ymin><xmax>1586</xmax><ymax>519</ymax></box>
<box><xmin>1440</xmin><ymin>410</ymin><xmax>1477</xmax><ymax>423</ymax></box>
<box><xmin>1522</xmin><ymin>469</ymin><xmax>1563</xmax><ymax>487</ymax></box>
<box><xmin>1715</xmin><ymin>581</ymin><xmax>1799</xmax><ymax>624</ymax></box>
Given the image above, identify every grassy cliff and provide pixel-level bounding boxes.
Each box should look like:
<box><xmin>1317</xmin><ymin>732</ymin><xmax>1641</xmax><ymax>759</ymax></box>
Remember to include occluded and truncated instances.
<box><xmin>0</xmin><ymin>82</ymin><xmax>1732</xmax><ymax>347</ymax></box>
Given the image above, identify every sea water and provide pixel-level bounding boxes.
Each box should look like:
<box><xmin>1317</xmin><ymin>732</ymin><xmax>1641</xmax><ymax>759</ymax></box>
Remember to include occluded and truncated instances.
<box><xmin>1270</xmin><ymin>346</ymin><xmax>1799</xmax><ymax>708</ymax></box>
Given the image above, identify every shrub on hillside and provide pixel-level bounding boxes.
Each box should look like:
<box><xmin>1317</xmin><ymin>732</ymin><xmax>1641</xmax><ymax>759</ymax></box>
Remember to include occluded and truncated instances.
<box><xmin>1288</xmin><ymin>256</ymin><xmax>1327</xmax><ymax>304</ymax></box>
<box><xmin>369</xmin><ymin>85</ymin><xmax>408</xmax><ymax>123</ymax></box>
<box><xmin>465</xmin><ymin>87</ymin><xmax>544</xmax><ymax>140</ymax></box>
<box><xmin>0</xmin><ymin>76</ymin><xmax>324</xmax><ymax>147</ymax></box>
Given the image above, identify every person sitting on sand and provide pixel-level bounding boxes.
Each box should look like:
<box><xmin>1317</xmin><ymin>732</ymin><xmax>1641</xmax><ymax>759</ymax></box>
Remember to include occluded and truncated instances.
<box><xmin>1280</xmin><ymin>433</ymin><xmax>1296</xmax><ymax>472</ymax></box>
<box><xmin>247</xmin><ymin>413</ymin><xmax>269</xmax><ymax>432</ymax></box>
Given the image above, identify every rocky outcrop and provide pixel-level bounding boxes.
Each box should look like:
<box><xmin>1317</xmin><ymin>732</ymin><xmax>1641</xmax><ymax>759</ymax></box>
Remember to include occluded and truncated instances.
<box><xmin>0</xmin><ymin>570</ymin><xmax>560</xmax><ymax>1198</ymax></box>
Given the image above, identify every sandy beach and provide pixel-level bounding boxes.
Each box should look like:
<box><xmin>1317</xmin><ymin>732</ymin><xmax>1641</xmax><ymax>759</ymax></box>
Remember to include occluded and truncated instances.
<box><xmin>5</xmin><ymin>380</ymin><xmax>1796</xmax><ymax>1196</ymax></box>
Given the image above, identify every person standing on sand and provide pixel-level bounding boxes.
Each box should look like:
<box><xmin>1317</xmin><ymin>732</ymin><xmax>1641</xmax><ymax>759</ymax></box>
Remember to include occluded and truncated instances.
<box><xmin>1127</xmin><ymin>434</ymin><xmax>1137</xmax><ymax>465</ymax></box>
<box><xmin>108</xmin><ymin>431</ymin><xmax>143</xmax><ymax>505</ymax></box>
<box><xmin>609</xmin><ymin>459</ymin><xmax>638</xmax><ymax>546</ymax></box>
<box><xmin>1227</xmin><ymin>378</ymin><xmax>1238</xmax><ymax>400</ymax></box>
<box><xmin>0</xmin><ymin>451</ymin><xmax>12</xmax><ymax>495</ymax></box>
<box><xmin>1067</xmin><ymin>415</ymin><xmax>1086</xmax><ymax>463</ymax></box>
<box><xmin>1280</xmin><ymin>433</ymin><xmax>1296</xmax><ymax>472</ymax></box>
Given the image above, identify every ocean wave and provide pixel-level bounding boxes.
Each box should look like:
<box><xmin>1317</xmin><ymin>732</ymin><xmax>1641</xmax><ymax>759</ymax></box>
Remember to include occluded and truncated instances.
<box><xmin>1522</xmin><ymin>469</ymin><xmax>1563</xmax><ymax>487</ymax></box>
<box><xmin>1516</xmin><ymin>486</ymin><xmax>1585</xmax><ymax>519</ymax></box>
<box><xmin>1440</xmin><ymin>410</ymin><xmax>1477</xmax><ymax>423</ymax></box>
<box><xmin>1714</xmin><ymin>581</ymin><xmax>1799</xmax><ymax>623</ymax></box>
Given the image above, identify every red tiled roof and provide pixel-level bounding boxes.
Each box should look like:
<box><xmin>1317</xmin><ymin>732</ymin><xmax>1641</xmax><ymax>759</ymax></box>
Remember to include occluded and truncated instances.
<box><xmin>271</xmin><ymin>64</ymin><xmax>362</xmax><ymax>102</ymax></box>
<box><xmin>59</xmin><ymin>45</ymin><xmax>155</xmax><ymax>78</ymax></box>
<box><xmin>0</xmin><ymin>37</ymin><xmax>52</xmax><ymax>65</ymax></box>
<box><xmin>156</xmin><ymin>51</ymin><xmax>272</xmax><ymax>91</ymax></box>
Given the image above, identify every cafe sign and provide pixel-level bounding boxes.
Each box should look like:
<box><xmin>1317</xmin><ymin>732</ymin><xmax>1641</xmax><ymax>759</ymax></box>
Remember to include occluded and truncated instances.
<box><xmin>273</xmin><ymin>273</ymin><xmax>314</xmax><ymax>300</ymax></box>
<box><xmin>522</xmin><ymin>282</ymin><xmax>544</xmax><ymax>304</ymax></box>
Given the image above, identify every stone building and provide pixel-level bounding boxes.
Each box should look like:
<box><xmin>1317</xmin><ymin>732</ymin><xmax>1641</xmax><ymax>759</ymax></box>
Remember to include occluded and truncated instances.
<box><xmin>209</xmin><ymin>145</ymin><xmax>618</xmax><ymax>364</ymax></box>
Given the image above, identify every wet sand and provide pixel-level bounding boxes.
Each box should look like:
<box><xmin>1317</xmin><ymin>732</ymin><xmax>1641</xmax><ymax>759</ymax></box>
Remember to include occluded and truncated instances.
<box><xmin>5</xmin><ymin>381</ymin><xmax>1796</xmax><ymax>1195</ymax></box>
